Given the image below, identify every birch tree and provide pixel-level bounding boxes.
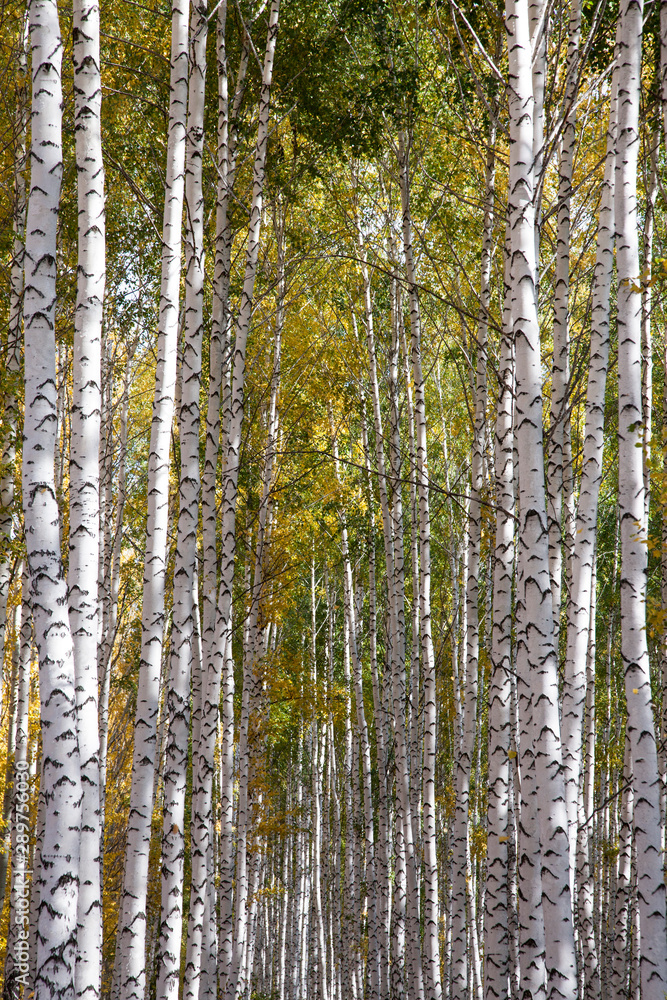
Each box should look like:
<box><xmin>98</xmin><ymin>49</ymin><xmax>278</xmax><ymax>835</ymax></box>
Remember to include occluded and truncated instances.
<box><xmin>561</xmin><ymin>37</ymin><xmax>618</xmax><ymax>897</ymax></box>
<box><xmin>23</xmin><ymin>0</ymin><xmax>83</xmax><ymax>994</ymax></box>
<box><xmin>505</xmin><ymin>1</ymin><xmax>577</xmax><ymax>996</ymax></box>
<box><xmin>0</xmin><ymin>14</ymin><xmax>28</xmax><ymax>685</ymax></box>
<box><xmin>195</xmin><ymin>6</ymin><xmax>280</xmax><ymax>996</ymax></box>
<box><xmin>485</xmin><ymin>233</ymin><xmax>514</xmax><ymax>1000</ymax></box>
<box><xmin>155</xmin><ymin>2</ymin><xmax>206</xmax><ymax>996</ymax></box>
<box><xmin>615</xmin><ymin>2</ymin><xmax>667</xmax><ymax>996</ymax></box>
<box><xmin>113</xmin><ymin>0</ymin><xmax>189</xmax><ymax>991</ymax></box>
<box><xmin>69</xmin><ymin>0</ymin><xmax>106</xmax><ymax>987</ymax></box>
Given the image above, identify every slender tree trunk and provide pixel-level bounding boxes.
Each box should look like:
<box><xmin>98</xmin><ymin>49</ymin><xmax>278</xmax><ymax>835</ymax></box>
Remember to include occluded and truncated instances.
<box><xmin>576</xmin><ymin>569</ymin><xmax>599</xmax><ymax>1000</ymax></box>
<box><xmin>0</xmin><ymin>12</ymin><xmax>28</xmax><ymax>687</ymax></box>
<box><xmin>485</xmin><ymin>243</ymin><xmax>514</xmax><ymax>1000</ymax></box>
<box><xmin>640</xmin><ymin>143</ymin><xmax>657</xmax><ymax>532</ymax></box>
<box><xmin>99</xmin><ymin>343</ymin><xmax>133</xmax><ymax>834</ymax></box>
<box><xmin>362</xmin><ymin>413</ymin><xmax>391</xmax><ymax>996</ymax></box>
<box><xmin>311</xmin><ymin>562</ymin><xmax>329</xmax><ymax>1000</ymax></box>
<box><xmin>612</xmin><ymin>742</ymin><xmax>633</xmax><ymax>1000</ymax></box>
<box><xmin>505</xmin><ymin>2</ymin><xmax>577</xmax><ymax>997</ymax></box>
<box><xmin>560</xmin><ymin>40</ymin><xmax>617</xmax><ymax>885</ymax></box>
<box><xmin>0</xmin><ymin>604</ymin><xmax>21</xmax><ymax>909</ymax></box>
<box><xmin>397</xmin><ymin>132</ymin><xmax>440</xmax><ymax>1000</ymax></box>
<box><xmin>23</xmin><ymin>0</ymin><xmax>83</xmax><ymax>992</ymax></box>
<box><xmin>155</xmin><ymin>4</ymin><xmax>207</xmax><ymax>996</ymax></box>
<box><xmin>331</xmin><ymin>417</ymin><xmax>377</xmax><ymax>1000</ymax></box>
<box><xmin>546</xmin><ymin>0</ymin><xmax>581</xmax><ymax>652</ymax></box>
<box><xmin>196</xmin><ymin>13</ymin><xmax>280</xmax><ymax>997</ymax></box>
<box><xmin>70</xmin><ymin>0</ymin><xmax>106</xmax><ymax>986</ymax></box>
<box><xmin>191</xmin><ymin>26</ymin><xmax>249</xmax><ymax>990</ymax></box>
<box><xmin>113</xmin><ymin>0</ymin><xmax>188</xmax><ymax>989</ymax></box>
<box><xmin>355</xmin><ymin>228</ymin><xmax>414</xmax><ymax>999</ymax></box>
<box><xmin>616</xmin><ymin>3</ymin><xmax>667</xmax><ymax>996</ymax></box>
<box><xmin>452</xmin><ymin>130</ymin><xmax>495</xmax><ymax>1000</ymax></box>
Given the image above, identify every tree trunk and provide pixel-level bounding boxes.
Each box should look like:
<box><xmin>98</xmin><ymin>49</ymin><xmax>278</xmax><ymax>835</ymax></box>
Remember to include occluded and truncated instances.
<box><xmin>546</xmin><ymin>0</ymin><xmax>581</xmax><ymax>653</ymax></box>
<box><xmin>113</xmin><ymin>0</ymin><xmax>188</xmax><ymax>989</ymax></box>
<box><xmin>0</xmin><ymin>11</ymin><xmax>28</xmax><ymax>691</ymax></box>
<box><xmin>560</xmin><ymin>31</ymin><xmax>617</xmax><ymax>885</ymax></box>
<box><xmin>615</xmin><ymin>2</ymin><xmax>667</xmax><ymax>995</ymax></box>
<box><xmin>485</xmin><ymin>235</ymin><xmax>514</xmax><ymax>1000</ymax></box>
<box><xmin>505</xmin><ymin>2</ymin><xmax>577</xmax><ymax>997</ymax></box>
<box><xmin>155</xmin><ymin>3</ymin><xmax>207</xmax><ymax>996</ymax></box>
<box><xmin>70</xmin><ymin>0</ymin><xmax>106</xmax><ymax>986</ymax></box>
<box><xmin>23</xmin><ymin>0</ymin><xmax>83</xmax><ymax>991</ymax></box>
<box><xmin>397</xmin><ymin>132</ymin><xmax>440</xmax><ymax>1000</ymax></box>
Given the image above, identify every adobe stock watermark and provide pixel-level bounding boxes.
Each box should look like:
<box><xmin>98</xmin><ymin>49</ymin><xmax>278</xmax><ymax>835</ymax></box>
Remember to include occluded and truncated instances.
<box><xmin>12</xmin><ymin>760</ymin><xmax>31</xmax><ymax>992</ymax></box>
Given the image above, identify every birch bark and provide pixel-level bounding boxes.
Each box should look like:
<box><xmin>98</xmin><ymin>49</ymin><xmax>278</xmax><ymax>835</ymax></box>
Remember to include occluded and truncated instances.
<box><xmin>69</xmin><ymin>0</ymin><xmax>106</xmax><ymax>985</ymax></box>
<box><xmin>612</xmin><ymin>743</ymin><xmax>633</xmax><ymax>1000</ymax></box>
<box><xmin>212</xmin><ymin>12</ymin><xmax>280</xmax><ymax>996</ymax></box>
<box><xmin>505</xmin><ymin>1</ymin><xmax>577</xmax><ymax>996</ymax></box>
<box><xmin>397</xmin><ymin>133</ymin><xmax>440</xmax><ymax>1000</ymax></box>
<box><xmin>155</xmin><ymin>3</ymin><xmax>206</xmax><ymax>996</ymax></box>
<box><xmin>355</xmin><ymin>229</ymin><xmax>416</xmax><ymax>998</ymax></box>
<box><xmin>23</xmin><ymin>0</ymin><xmax>83</xmax><ymax>993</ymax></box>
<box><xmin>616</xmin><ymin>2</ymin><xmax>667</xmax><ymax>995</ymax></box>
<box><xmin>576</xmin><ymin>577</ymin><xmax>599</xmax><ymax>1000</ymax></box>
<box><xmin>186</xmin><ymin>14</ymin><xmax>247</xmax><ymax>988</ymax></box>
<box><xmin>0</xmin><ymin>13</ymin><xmax>28</xmax><ymax>683</ymax></box>
<box><xmin>561</xmin><ymin>56</ymin><xmax>617</xmax><ymax>884</ymax></box>
<box><xmin>311</xmin><ymin>562</ymin><xmax>329</xmax><ymax>1000</ymax></box>
<box><xmin>485</xmin><ymin>249</ymin><xmax>514</xmax><ymax>1000</ymax></box>
<box><xmin>98</xmin><ymin>344</ymin><xmax>133</xmax><ymax>832</ymax></box>
<box><xmin>452</xmin><ymin>129</ymin><xmax>495</xmax><ymax>1000</ymax></box>
<box><xmin>113</xmin><ymin>0</ymin><xmax>188</xmax><ymax>990</ymax></box>
<box><xmin>546</xmin><ymin>0</ymin><xmax>581</xmax><ymax>644</ymax></box>
<box><xmin>331</xmin><ymin>415</ymin><xmax>377</xmax><ymax>1000</ymax></box>
<box><xmin>362</xmin><ymin>414</ymin><xmax>391</xmax><ymax>996</ymax></box>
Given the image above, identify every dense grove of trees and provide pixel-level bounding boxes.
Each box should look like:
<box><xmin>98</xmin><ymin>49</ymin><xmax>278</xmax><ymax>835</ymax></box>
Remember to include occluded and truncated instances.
<box><xmin>0</xmin><ymin>0</ymin><xmax>666</xmax><ymax>999</ymax></box>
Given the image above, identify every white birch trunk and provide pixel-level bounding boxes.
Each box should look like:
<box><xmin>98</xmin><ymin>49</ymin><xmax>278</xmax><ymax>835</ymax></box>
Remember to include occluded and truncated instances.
<box><xmin>546</xmin><ymin>0</ymin><xmax>581</xmax><ymax>645</ymax></box>
<box><xmin>69</xmin><ymin>0</ymin><xmax>106</xmax><ymax>986</ymax></box>
<box><xmin>0</xmin><ymin>13</ymin><xmax>28</xmax><ymax>686</ymax></box>
<box><xmin>612</xmin><ymin>743</ymin><xmax>633</xmax><ymax>1000</ymax></box>
<box><xmin>357</xmin><ymin>282</ymin><xmax>403</xmax><ymax>997</ymax></box>
<box><xmin>640</xmin><ymin>145</ymin><xmax>657</xmax><ymax>533</ymax></box>
<box><xmin>330</xmin><ymin>418</ymin><xmax>377</xmax><ymax>1000</ymax></box>
<box><xmin>485</xmin><ymin>248</ymin><xmax>514</xmax><ymax>1000</ymax></box>
<box><xmin>228</xmin><ymin>213</ymin><xmax>283</xmax><ymax>1000</ymax></box>
<box><xmin>197</xmin><ymin>13</ymin><xmax>280</xmax><ymax>996</ymax></box>
<box><xmin>98</xmin><ymin>343</ymin><xmax>133</xmax><ymax>834</ymax></box>
<box><xmin>452</xmin><ymin>131</ymin><xmax>495</xmax><ymax>1000</ymax></box>
<box><xmin>311</xmin><ymin>562</ymin><xmax>329</xmax><ymax>1000</ymax></box>
<box><xmin>356</xmin><ymin>201</ymin><xmax>420</xmax><ymax>1000</ymax></box>
<box><xmin>505</xmin><ymin>1</ymin><xmax>577</xmax><ymax>996</ymax></box>
<box><xmin>576</xmin><ymin>575</ymin><xmax>599</xmax><ymax>1000</ymax></box>
<box><xmin>187</xmin><ymin>12</ymin><xmax>245</xmax><ymax>986</ymax></box>
<box><xmin>113</xmin><ymin>0</ymin><xmax>188</xmax><ymax>990</ymax></box>
<box><xmin>23</xmin><ymin>0</ymin><xmax>83</xmax><ymax>992</ymax></box>
<box><xmin>362</xmin><ymin>413</ymin><xmax>391</xmax><ymax>996</ymax></box>
<box><xmin>561</xmin><ymin>46</ymin><xmax>617</xmax><ymax>881</ymax></box>
<box><xmin>397</xmin><ymin>133</ymin><xmax>440</xmax><ymax>1000</ymax></box>
<box><xmin>196</xmin><ymin>9</ymin><xmax>247</xmax><ymax>861</ymax></box>
<box><xmin>616</xmin><ymin>2</ymin><xmax>667</xmax><ymax>995</ymax></box>
<box><xmin>155</xmin><ymin>3</ymin><xmax>207</xmax><ymax>996</ymax></box>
